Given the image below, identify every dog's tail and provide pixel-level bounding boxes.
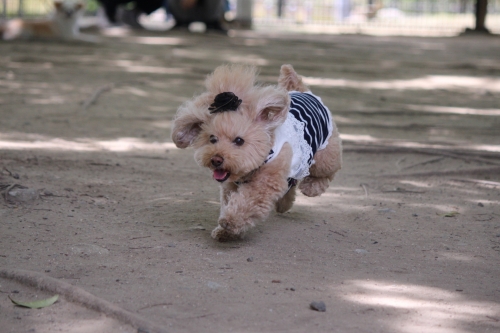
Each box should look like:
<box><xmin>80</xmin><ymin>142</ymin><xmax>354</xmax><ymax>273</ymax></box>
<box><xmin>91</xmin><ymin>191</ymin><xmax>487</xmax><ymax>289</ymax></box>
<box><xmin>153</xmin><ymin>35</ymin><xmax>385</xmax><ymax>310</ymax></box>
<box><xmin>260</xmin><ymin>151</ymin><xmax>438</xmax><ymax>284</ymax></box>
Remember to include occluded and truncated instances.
<box><xmin>278</xmin><ymin>64</ymin><xmax>309</xmax><ymax>93</ymax></box>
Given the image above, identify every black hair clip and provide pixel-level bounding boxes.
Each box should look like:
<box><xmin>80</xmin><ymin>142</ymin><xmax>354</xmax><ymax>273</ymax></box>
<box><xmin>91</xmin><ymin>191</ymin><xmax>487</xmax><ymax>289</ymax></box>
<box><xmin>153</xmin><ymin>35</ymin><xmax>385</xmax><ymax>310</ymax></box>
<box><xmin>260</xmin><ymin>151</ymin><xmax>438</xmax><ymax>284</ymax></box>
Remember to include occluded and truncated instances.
<box><xmin>208</xmin><ymin>92</ymin><xmax>242</xmax><ymax>114</ymax></box>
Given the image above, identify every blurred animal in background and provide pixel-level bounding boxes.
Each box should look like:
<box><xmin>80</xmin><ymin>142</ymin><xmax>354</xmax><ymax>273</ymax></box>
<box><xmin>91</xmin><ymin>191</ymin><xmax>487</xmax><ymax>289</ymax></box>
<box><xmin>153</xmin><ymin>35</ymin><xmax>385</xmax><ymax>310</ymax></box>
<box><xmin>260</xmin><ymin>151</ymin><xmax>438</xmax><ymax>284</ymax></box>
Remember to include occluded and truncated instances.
<box><xmin>0</xmin><ymin>1</ymin><xmax>97</xmax><ymax>42</ymax></box>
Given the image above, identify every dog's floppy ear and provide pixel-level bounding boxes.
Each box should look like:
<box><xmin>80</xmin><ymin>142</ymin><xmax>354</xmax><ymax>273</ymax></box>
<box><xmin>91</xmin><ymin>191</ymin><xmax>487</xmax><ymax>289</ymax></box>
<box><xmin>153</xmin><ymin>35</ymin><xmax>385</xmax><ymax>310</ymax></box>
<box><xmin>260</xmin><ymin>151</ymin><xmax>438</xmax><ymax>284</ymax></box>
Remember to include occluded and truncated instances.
<box><xmin>171</xmin><ymin>101</ymin><xmax>208</xmax><ymax>148</ymax></box>
<box><xmin>255</xmin><ymin>87</ymin><xmax>290</xmax><ymax>129</ymax></box>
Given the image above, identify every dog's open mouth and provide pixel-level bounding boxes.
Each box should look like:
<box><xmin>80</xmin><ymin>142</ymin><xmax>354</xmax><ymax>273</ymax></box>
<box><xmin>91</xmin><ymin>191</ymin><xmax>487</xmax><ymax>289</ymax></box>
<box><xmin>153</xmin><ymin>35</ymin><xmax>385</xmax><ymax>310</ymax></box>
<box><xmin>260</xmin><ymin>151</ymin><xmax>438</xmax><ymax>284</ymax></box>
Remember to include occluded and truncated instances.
<box><xmin>213</xmin><ymin>169</ymin><xmax>230</xmax><ymax>182</ymax></box>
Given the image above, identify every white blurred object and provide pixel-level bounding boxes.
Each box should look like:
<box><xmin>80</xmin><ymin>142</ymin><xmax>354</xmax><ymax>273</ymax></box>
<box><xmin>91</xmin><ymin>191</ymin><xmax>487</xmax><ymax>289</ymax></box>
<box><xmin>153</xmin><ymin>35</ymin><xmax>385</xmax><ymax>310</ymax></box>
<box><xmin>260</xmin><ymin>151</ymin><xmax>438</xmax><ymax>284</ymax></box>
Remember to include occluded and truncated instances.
<box><xmin>188</xmin><ymin>21</ymin><xmax>207</xmax><ymax>33</ymax></box>
<box><xmin>378</xmin><ymin>8</ymin><xmax>405</xmax><ymax>19</ymax></box>
<box><xmin>138</xmin><ymin>7</ymin><xmax>176</xmax><ymax>31</ymax></box>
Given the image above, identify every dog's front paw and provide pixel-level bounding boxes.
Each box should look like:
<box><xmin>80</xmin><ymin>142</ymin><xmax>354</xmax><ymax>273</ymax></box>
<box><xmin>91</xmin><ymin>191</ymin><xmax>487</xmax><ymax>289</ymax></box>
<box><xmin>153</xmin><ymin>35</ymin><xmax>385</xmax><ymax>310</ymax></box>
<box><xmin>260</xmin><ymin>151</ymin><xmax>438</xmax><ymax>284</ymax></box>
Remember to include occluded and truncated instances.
<box><xmin>211</xmin><ymin>226</ymin><xmax>242</xmax><ymax>242</ymax></box>
<box><xmin>218</xmin><ymin>218</ymin><xmax>232</xmax><ymax>231</ymax></box>
<box><xmin>212</xmin><ymin>216</ymin><xmax>253</xmax><ymax>241</ymax></box>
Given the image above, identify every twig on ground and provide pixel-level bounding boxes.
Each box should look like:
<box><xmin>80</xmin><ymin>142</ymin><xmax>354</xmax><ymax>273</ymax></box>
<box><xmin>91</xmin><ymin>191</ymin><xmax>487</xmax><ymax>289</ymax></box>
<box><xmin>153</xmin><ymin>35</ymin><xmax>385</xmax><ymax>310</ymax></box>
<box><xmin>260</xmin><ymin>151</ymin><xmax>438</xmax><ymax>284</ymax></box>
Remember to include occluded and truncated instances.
<box><xmin>82</xmin><ymin>83</ymin><xmax>114</xmax><ymax>110</ymax></box>
<box><xmin>360</xmin><ymin>183</ymin><xmax>369</xmax><ymax>197</ymax></box>
<box><xmin>344</xmin><ymin>144</ymin><xmax>500</xmax><ymax>165</ymax></box>
<box><xmin>3</xmin><ymin>167</ymin><xmax>19</xmax><ymax>179</ymax></box>
<box><xmin>381</xmin><ymin>187</ymin><xmax>425</xmax><ymax>193</ymax></box>
<box><xmin>381</xmin><ymin>166</ymin><xmax>500</xmax><ymax>178</ymax></box>
<box><xmin>402</xmin><ymin>156</ymin><xmax>446</xmax><ymax>170</ymax></box>
<box><xmin>395</xmin><ymin>157</ymin><xmax>406</xmax><ymax>170</ymax></box>
<box><xmin>450</xmin><ymin>178</ymin><xmax>500</xmax><ymax>187</ymax></box>
<box><xmin>2</xmin><ymin>183</ymin><xmax>23</xmax><ymax>201</ymax></box>
<box><xmin>186</xmin><ymin>313</ymin><xmax>215</xmax><ymax>320</ymax></box>
<box><xmin>137</xmin><ymin>302</ymin><xmax>173</xmax><ymax>311</ymax></box>
<box><xmin>129</xmin><ymin>236</ymin><xmax>151</xmax><ymax>240</ymax></box>
<box><xmin>414</xmin><ymin>149</ymin><xmax>497</xmax><ymax>166</ymax></box>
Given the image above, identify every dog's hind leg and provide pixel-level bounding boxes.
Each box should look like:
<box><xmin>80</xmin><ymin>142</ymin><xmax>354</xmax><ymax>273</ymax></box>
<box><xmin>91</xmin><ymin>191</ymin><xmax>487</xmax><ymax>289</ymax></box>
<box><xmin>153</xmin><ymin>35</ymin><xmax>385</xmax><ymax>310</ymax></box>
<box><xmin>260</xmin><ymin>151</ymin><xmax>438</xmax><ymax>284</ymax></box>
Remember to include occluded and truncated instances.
<box><xmin>275</xmin><ymin>185</ymin><xmax>296</xmax><ymax>213</ymax></box>
<box><xmin>299</xmin><ymin>131</ymin><xmax>342</xmax><ymax>197</ymax></box>
<box><xmin>278</xmin><ymin>64</ymin><xmax>309</xmax><ymax>93</ymax></box>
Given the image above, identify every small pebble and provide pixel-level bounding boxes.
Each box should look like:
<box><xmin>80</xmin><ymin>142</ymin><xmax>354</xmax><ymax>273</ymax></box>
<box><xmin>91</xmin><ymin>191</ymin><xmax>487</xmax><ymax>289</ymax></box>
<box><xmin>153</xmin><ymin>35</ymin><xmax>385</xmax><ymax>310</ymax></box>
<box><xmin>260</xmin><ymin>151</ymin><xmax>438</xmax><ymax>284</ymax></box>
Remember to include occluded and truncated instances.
<box><xmin>310</xmin><ymin>301</ymin><xmax>326</xmax><ymax>312</ymax></box>
<box><xmin>247</xmin><ymin>257</ymin><xmax>254</xmax><ymax>262</ymax></box>
<box><xmin>478</xmin><ymin>202</ymin><xmax>484</xmax><ymax>207</ymax></box>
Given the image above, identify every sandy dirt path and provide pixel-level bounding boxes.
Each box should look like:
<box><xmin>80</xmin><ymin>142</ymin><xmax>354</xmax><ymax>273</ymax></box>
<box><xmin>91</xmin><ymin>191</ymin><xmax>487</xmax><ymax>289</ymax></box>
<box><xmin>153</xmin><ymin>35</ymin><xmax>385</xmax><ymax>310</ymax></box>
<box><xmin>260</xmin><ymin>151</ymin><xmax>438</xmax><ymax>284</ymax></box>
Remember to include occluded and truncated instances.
<box><xmin>1</xmin><ymin>30</ymin><xmax>499</xmax><ymax>332</ymax></box>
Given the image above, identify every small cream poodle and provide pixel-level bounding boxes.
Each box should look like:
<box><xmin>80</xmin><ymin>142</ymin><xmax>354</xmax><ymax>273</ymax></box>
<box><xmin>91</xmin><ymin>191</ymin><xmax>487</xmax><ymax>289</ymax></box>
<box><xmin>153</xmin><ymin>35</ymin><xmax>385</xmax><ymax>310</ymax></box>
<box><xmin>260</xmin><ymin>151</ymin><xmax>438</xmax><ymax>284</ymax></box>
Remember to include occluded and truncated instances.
<box><xmin>172</xmin><ymin>64</ymin><xmax>342</xmax><ymax>241</ymax></box>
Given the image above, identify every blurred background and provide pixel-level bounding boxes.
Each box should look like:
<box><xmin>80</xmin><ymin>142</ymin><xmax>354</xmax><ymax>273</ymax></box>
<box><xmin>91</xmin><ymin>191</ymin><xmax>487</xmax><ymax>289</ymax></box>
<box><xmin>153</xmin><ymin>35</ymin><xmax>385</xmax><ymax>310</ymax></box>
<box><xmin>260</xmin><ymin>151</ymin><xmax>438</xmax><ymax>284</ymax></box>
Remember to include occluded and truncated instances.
<box><xmin>1</xmin><ymin>0</ymin><xmax>499</xmax><ymax>36</ymax></box>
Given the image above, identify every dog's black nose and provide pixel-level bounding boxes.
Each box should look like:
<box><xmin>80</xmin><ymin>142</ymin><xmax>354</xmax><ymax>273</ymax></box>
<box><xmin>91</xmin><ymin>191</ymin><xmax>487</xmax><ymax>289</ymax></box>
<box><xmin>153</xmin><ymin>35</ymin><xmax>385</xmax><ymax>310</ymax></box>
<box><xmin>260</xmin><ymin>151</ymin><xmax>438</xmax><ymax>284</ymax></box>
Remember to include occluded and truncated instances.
<box><xmin>211</xmin><ymin>156</ymin><xmax>223</xmax><ymax>167</ymax></box>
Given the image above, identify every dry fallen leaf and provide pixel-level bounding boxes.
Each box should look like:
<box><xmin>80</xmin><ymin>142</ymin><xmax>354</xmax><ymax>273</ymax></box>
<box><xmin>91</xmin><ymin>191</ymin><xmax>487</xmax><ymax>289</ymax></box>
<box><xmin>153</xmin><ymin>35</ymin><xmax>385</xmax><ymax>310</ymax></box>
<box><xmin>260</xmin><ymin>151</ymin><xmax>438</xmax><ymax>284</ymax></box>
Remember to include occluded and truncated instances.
<box><xmin>9</xmin><ymin>294</ymin><xmax>59</xmax><ymax>309</ymax></box>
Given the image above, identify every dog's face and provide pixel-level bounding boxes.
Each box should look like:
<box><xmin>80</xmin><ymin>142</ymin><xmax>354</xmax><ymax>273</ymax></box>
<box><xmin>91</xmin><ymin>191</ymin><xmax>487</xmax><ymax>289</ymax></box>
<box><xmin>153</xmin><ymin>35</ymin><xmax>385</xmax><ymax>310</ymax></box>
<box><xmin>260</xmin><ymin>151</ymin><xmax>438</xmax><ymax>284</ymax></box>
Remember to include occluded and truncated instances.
<box><xmin>193</xmin><ymin>108</ymin><xmax>275</xmax><ymax>183</ymax></box>
<box><xmin>54</xmin><ymin>1</ymin><xmax>84</xmax><ymax>21</ymax></box>
<box><xmin>172</xmin><ymin>65</ymin><xmax>290</xmax><ymax>183</ymax></box>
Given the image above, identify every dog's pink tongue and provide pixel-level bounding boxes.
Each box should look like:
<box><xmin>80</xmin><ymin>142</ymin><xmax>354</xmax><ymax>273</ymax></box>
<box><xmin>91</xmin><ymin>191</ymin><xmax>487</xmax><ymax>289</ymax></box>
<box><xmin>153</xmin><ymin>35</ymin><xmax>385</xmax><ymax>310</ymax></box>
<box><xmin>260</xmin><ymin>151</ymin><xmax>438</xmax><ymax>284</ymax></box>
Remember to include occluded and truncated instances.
<box><xmin>213</xmin><ymin>169</ymin><xmax>228</xmax><ymax>181</ymax></box>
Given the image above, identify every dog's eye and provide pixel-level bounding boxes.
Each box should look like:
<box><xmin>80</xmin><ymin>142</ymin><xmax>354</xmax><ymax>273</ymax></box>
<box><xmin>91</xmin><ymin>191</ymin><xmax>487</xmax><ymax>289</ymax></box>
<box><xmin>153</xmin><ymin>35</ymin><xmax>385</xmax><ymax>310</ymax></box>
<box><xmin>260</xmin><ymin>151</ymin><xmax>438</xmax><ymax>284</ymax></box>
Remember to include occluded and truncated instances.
<box><xmin>233</xmin><ymin>137</ymin><xmax>245</xmax><ymax>146</ymax></box>
<box><xmin>209</xmin><ymin>135</ymin><xmax>218</xmax><ymax>144</ymax></box>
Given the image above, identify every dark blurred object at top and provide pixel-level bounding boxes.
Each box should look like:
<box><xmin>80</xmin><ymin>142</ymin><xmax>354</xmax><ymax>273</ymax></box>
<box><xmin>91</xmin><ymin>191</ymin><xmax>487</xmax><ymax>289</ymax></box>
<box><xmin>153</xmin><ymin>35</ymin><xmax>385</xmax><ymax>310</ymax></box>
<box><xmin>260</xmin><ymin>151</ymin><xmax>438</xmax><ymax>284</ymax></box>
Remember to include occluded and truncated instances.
<box><xmin>98</xmin><ymin>0</ymin><xmax>163</xmax><ymax>25</ymax></box>
<box><xmin>168</xmin><ymin>0</ymin><xmax>226</xmax><ymax>32</ymax></box>
<box><xmin>97</xmin><ymin>0</ymin><xmax>226</xmax><ymax>32</ymax></box>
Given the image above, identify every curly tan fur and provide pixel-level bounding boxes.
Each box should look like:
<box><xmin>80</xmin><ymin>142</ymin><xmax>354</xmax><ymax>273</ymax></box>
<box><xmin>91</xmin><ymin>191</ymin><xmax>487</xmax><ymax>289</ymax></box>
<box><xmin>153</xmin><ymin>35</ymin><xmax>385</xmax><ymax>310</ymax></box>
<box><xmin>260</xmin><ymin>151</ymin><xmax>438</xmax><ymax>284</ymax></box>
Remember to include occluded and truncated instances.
<box><xmin>299</xmin><ymin>127</ymin><xmax>342</xmax><ymax>197</ymax></box>
<box><xmin>278</xmin><ymin>64</ymin><xmax>309</xmax><ymax>92</ymax></box>
<box><xmin>171</xmin><ymin>64</ymin><xmax>342</xmax><ymax>241</ymax></box>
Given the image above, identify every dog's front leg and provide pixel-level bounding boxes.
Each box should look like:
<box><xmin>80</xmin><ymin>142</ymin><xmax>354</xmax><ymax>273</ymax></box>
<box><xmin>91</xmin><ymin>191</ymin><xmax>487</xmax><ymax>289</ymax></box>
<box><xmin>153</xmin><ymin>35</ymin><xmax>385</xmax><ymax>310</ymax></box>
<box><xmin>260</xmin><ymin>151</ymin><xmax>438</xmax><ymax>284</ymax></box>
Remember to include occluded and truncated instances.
<box><xmin>219</xmin><ymin>181</ymin><xmax>238</xmax><ymax>216</ymax></box>
<box><xmin>211</xmin><ymin>143</ymin><xmax>292</xmax><ymax>241</ymax></box>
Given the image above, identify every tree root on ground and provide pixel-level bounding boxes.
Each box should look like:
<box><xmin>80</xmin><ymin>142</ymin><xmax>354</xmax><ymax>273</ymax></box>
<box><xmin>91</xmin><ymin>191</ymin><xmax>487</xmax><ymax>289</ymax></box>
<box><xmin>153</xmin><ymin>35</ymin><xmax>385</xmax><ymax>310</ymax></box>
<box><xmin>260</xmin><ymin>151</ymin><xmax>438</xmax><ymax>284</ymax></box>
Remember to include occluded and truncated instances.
<box><xmin>0</xmin><ymin>269</ymin><xmax>168</xmax><ymax>333</ymax></box>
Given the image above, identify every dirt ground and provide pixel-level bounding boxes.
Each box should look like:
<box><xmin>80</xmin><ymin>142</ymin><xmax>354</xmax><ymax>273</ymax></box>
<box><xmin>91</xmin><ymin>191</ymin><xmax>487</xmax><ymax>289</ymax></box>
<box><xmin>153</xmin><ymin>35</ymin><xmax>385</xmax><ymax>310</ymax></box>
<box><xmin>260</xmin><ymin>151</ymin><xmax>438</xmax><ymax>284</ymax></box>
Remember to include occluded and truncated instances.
<box><xmin>0</xmin><ymin>28</ymin><xmax>499</xmax><ymax>333</ymax></box>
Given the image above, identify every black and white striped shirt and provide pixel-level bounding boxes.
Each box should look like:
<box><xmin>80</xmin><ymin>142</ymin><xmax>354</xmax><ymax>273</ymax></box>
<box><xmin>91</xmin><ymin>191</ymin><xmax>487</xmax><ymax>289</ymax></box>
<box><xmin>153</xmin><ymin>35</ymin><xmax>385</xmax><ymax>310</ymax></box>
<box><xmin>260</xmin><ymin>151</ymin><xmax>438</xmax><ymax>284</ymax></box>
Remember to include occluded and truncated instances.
<box><xmin>288</xmin><ymin>91</ymin><xmax>332</xmax><ymax>165</ymax></box>
<box><xmin>266</xmin><ymin>91</ymin><xmax>333</xmax><ymax>181</ymax></box>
